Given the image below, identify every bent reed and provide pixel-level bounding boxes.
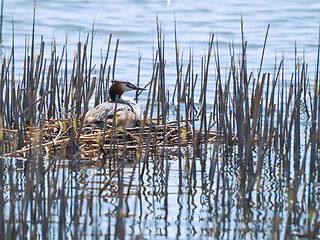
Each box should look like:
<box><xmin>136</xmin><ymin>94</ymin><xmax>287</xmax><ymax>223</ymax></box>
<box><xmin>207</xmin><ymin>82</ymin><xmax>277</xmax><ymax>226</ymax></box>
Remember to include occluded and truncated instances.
<box><xmin>0</xmin><ymin>11</ymin><xmax>319</xmax><ymax>238</ymax></box>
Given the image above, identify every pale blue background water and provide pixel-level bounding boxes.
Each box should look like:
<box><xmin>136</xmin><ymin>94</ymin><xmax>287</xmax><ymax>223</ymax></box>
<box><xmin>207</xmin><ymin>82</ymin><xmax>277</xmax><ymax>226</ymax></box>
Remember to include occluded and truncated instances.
<box><xmin>1</xmin><ymin>0</ymin><xmax>320</xmax><ymax>92</ymax></box>
<box><xmin>1</xmin><ymin>1</ymin><xmax>320</xmax><ymax>239</ymax></box>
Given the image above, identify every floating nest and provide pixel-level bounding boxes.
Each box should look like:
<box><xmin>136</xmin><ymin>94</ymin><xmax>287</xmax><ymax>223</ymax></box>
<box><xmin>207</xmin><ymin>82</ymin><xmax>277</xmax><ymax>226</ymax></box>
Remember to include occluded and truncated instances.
<box><xmin>2</xmin><ymin>118</ymin><xmax>222</xmax><ymax>161</ymax></box>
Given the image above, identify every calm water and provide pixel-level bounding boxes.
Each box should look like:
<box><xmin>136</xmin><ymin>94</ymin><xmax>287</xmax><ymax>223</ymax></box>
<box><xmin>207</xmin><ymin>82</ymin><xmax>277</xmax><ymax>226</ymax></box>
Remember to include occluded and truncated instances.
<box><xmin>2</xmin><ymin>0</ymin><xmax>320</xmax><ymax>87</ymax></box>
<box><xmin>1</xmin><ymin>0</ymin><xmax>320</xmax><ymax>239</ymax></box>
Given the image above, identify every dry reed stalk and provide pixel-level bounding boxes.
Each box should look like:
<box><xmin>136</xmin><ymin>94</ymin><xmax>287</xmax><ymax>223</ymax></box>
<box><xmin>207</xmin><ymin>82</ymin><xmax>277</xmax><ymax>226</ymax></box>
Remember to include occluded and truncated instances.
<box><xmin>0</xmin><ymin>11</ymin><xmax>319</xmax><ymax>238</ymax></box>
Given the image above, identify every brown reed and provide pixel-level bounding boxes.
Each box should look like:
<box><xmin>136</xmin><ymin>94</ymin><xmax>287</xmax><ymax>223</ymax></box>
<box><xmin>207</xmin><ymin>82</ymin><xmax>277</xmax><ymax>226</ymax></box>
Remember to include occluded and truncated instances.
<box><xmin>0</xmin><ymin>8</ymin><xmax>319</xmax><ymax>238</ymax></box>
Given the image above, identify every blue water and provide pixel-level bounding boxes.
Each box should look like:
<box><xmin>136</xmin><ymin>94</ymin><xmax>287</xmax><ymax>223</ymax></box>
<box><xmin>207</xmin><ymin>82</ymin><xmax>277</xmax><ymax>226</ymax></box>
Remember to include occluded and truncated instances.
<box><xmin>2</xmin><ymin>0</ymin><xmax>320</xmax><ymax>88</ymax></box>
<box><xmin>1</xmin><ymin>1</ymin><xmax>320</xmax><ymax>239</ymax></box>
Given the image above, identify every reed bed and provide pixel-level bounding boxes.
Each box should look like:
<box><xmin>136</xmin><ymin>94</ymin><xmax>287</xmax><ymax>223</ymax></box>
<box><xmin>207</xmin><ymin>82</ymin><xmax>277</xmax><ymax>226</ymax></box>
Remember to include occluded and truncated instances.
<box><xmin>2</xmin><ymin>118</ymin><xmax>219</xmax><ymax>161</ymax></box>
<box><xmin>0</xmin><ymin>6</ymin><xmax>319</xmax><ymax>239</ymax></box>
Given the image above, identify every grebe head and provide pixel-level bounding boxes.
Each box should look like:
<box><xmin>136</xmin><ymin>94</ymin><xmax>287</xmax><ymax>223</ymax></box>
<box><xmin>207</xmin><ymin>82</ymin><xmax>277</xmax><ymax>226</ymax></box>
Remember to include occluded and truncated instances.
<box><xmin>110</xmin><ymin>80</ymin><xmax>145</xmax><ymax>101</ymax></box>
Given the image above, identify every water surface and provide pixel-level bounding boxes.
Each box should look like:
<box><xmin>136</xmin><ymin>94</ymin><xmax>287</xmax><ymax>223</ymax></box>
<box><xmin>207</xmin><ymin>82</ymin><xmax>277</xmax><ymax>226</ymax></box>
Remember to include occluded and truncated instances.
<box><xmin>1</xmin><ymin>0</ymin><xmax>320</xmax><ymax>239</ymax></box>
<box><xmin>2</xmin><ymin>0</ymin><xmax>320</xmax><ymax>86</ymax></box>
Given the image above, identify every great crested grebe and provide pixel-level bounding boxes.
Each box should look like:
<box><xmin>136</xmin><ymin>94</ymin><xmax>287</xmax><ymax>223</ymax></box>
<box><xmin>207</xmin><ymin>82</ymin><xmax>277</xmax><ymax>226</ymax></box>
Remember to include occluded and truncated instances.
<box><xmin>84</xmin><ymin>80</ymin><xmax>145</xmax><ymax>128</ymax></box>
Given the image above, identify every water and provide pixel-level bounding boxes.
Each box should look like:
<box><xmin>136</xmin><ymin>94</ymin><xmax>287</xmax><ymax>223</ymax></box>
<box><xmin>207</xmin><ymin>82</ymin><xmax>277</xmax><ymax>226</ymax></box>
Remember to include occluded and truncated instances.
<box><xmin>2</xmin><ymin>0</ymin><xmax>320</xmax><ymax>86</ymax></box>
<box><xmin>1</xmin><ymin>0</ymin><xmax>320</xmax><ymax>239</ymax></box>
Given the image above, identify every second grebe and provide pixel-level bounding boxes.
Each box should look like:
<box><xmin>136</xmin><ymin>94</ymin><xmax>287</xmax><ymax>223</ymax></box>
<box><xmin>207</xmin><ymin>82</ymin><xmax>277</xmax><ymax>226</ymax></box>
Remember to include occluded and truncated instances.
<box><xmin>84</xmin><ymin>80</ymin><xmax>145</xmax><ymax>128</ymax></box>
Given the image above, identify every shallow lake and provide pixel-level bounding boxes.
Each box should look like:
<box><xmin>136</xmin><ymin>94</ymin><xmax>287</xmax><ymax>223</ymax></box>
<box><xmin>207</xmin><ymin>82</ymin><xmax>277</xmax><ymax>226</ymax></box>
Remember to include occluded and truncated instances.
<box><xmin>0</xmin><ymin>0</ymin><xmax>320</xmax><ymax>239</ymax></box>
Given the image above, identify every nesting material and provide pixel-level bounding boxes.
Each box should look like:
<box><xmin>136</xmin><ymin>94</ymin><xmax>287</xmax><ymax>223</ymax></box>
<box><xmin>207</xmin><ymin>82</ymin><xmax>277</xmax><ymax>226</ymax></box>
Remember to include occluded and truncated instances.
<box><xmin>2</xmin><ymin>118</ymin><xmax>220</xmax><ymax>161</ymax></box>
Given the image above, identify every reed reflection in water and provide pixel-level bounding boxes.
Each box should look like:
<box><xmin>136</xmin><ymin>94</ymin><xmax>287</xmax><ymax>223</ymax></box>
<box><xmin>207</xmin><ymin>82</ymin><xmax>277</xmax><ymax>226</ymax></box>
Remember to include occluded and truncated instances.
<box><xmin>0</xmin><ymin>8</ymin><xmax>319</xmax><ymax>240</ymax></box>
